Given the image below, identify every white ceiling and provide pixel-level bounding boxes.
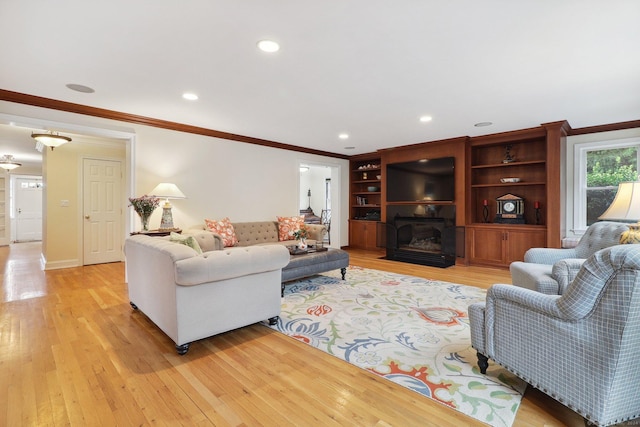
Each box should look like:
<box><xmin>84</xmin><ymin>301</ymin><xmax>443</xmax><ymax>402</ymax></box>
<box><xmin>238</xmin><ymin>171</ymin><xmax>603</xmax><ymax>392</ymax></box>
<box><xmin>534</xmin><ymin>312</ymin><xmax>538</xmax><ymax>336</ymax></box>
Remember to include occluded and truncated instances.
<box><xmin>1</xmin><ymin>1</ymin><xmax>639</xmax><ymax>159</ymax></box>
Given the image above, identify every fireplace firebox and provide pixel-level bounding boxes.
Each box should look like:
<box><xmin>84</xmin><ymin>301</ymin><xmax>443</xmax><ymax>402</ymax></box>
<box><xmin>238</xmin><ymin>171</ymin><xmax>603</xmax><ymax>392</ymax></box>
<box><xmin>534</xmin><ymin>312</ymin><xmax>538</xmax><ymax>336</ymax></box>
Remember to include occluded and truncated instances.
<box><xmin>385</xmin><ymin>216</ymin><xmax>457</xmax><ymax>268</ymax></box>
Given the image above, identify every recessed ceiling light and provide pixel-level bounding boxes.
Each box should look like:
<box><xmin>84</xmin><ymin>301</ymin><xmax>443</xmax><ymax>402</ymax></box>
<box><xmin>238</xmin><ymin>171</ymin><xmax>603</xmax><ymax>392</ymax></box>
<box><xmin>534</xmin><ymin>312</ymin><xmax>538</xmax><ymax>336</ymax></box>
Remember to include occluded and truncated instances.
<box><xmin>182</xmin><ymin>93</ymin><xmax>198</xmax><ymax>101</ymax></box>
<box><xmin>474</xmin><ymin>121</ymin><xmax>493</xmax><ymax>127</ymax></box>
<box><xmin>66</xmin><ymin>83</ymin><xmax>95</xmax><ymax>93</ymax></box>
<box><xmin>419</xmin><ymin>116</ymin><xmax>433</xmax><ymax>123</ymax></box>
<box><xmin>257</xmin><ymin>40</ymin><xmax>280</xmax><ymax>53</ymax></box>
<box><xmin>338</xmin><ymin>133</ymin><xmax>349</xmax><ymax>140</ymax></box>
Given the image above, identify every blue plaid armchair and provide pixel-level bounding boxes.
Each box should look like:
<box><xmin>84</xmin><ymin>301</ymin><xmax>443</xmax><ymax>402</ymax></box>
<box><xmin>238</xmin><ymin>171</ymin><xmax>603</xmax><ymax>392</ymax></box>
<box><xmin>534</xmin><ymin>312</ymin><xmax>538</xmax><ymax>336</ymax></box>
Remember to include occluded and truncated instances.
<box><xmin>509</xmin><ymin>221</ymin><xmax>629</xmax><ymax>294</ymax></box>
<box><xmin>469</xmin><ymin>245</ymin><xmax>640</xmax><ymax>426</ymax></box>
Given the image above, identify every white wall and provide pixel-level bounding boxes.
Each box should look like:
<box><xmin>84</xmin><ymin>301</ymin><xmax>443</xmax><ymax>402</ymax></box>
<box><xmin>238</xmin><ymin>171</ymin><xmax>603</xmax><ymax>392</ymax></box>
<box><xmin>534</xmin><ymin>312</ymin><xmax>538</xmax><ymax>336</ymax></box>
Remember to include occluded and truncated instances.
<box><xmin>0</xmin><ymin>101</ymin><xmax>351</xmax><ymax>254</ymax></box>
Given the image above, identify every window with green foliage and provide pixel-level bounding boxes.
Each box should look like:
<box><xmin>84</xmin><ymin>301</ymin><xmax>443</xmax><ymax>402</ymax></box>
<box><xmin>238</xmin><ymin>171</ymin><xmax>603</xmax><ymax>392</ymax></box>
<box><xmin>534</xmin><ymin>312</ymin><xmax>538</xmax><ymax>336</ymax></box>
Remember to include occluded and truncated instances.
<box><xmin>580</xmin><ymin>144</ymin><xmax>639</xmax><ymax>227</ymax></box>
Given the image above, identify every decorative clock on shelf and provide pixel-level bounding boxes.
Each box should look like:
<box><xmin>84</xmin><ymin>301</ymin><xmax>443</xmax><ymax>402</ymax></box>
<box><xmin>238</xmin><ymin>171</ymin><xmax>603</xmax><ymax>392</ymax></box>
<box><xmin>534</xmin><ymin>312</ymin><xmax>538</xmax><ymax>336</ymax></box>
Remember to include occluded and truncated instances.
<box><xmin>494</xmin><ymin>193</ymin><xmax>525</xmax><ymax>224</ymax></box>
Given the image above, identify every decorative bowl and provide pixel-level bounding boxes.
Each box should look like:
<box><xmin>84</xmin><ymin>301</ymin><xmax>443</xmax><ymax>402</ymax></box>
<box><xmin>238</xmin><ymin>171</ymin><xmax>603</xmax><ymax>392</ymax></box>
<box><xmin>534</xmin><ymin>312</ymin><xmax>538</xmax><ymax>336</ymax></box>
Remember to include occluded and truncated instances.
<box><xmin>376</xmin><ymin>175</ymin><xmax>382</xmax><ymax>180</ymax></box>
<box><xmin>500</xmin><ymin>177</ymin><xmax>521</xmax><ymax>183</ymax></box>
<box><xmin>367</xmin><ymin>186</ymin><xmax>380</xmax><ymax>192</ymax></box>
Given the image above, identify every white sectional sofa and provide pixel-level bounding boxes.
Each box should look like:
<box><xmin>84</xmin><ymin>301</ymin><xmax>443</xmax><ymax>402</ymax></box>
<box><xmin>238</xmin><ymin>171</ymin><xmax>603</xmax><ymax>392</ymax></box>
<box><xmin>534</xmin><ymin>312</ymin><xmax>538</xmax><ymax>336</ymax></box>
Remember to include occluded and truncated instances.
<box><xmin>125</xmin><ymin>234</ymin><xmax>290</xmax><ymax>354</ymax></box>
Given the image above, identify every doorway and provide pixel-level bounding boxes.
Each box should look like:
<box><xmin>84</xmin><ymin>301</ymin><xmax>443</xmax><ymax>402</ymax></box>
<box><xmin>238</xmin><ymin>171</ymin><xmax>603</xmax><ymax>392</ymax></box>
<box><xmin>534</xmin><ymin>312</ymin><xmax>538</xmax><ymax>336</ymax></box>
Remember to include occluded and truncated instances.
<box><xmin>12</xmin><ymin>175</ymin><xmax>43</xmax><ymax>242</ymax></box>
<box><xmin>299</xmin><ymin>162</ymin><xmax>340</xmax><ymax>247</ymax></box>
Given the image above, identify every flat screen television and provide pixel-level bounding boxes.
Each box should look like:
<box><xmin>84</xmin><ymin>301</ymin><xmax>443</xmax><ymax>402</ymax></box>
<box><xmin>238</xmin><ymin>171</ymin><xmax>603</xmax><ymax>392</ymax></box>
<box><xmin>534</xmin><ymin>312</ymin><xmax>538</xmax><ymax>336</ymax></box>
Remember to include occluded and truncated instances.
<box><xmin>386</xmin><ymin>156</ymin><xmax>455</xmax><ymax>202</ymax></box>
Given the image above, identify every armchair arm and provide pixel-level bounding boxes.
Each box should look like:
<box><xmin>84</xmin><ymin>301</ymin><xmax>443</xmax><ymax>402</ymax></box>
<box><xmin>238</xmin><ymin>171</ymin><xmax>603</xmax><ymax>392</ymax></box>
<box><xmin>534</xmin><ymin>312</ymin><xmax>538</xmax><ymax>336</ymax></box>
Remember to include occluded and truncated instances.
<box><xmin>551</xmin><ymin>258</ymin><xmax>586</xmax><ymax>294</ymax></box>
<box><xmin>524</xmin><ymin>247</ymin><xmax>577</xmax><ymax>265</ymax></box>
<box><xmin>486</xmin><ymin>284</ymin><xmax>564</xmax><ymax>318</ymax></box>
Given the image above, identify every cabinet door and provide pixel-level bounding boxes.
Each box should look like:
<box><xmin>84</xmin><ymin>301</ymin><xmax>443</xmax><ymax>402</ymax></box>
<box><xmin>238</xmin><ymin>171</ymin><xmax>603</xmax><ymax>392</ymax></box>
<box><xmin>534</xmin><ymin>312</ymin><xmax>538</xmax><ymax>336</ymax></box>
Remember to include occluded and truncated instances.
<box><xmin>349</xmin><ymin>221</ymin><xmax>367</xmax><ymax>249</ymax></box>
<box><xmin>468</xmin><ymin>227</ymin><xmax>505</xmax><ymax>266</ymax></box>
<box><xmin>505</xmin><ymin>229</ymin><xmax>546</xmax><ymax>264</ymax></box>
<box><xmin>350</xmin><ymin>220</ymin><xmax>379</xmax><ymax>250</ymax></box>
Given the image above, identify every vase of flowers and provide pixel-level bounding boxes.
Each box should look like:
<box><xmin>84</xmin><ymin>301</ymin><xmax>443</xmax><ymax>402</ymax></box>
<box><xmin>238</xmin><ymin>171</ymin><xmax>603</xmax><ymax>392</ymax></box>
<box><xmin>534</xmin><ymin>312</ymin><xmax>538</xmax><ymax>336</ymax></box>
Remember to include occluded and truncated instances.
<box><xmin>129</xmin><ymin>195</ymin><xmax>160</xmax><ymax>231</ymax></box>
<box><xmin>292</xmin><ymin>224</ymin><xmax>310</xmax><ymax>250</ymax></box>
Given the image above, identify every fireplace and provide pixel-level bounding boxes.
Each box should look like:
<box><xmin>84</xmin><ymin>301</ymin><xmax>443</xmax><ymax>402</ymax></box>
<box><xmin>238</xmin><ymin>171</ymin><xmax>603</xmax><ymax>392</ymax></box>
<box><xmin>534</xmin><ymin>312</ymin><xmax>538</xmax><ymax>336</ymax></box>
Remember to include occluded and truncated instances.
<box><xmin>385</xmin><ymin>216</ymin><xmax>458</xmax><ymax>268</ymax></box>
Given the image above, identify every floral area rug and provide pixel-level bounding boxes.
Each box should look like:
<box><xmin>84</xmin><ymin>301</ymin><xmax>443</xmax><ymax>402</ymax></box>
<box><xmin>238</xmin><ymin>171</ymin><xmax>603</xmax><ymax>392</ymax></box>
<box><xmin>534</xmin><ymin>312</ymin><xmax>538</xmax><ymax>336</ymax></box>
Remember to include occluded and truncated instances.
<box><xmin>269</xmin><ymin>266</ymin><xmax>527</xmax><ymax>427</ymax></box>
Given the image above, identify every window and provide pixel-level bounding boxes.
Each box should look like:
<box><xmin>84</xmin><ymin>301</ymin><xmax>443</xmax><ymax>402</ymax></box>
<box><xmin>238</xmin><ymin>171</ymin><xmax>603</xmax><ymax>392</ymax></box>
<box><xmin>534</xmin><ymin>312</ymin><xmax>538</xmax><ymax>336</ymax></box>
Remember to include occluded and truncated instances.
<box><xmin>574</xmin><ymin>138</ymin><xmax>639</xmax><ymax>231</ymax></box>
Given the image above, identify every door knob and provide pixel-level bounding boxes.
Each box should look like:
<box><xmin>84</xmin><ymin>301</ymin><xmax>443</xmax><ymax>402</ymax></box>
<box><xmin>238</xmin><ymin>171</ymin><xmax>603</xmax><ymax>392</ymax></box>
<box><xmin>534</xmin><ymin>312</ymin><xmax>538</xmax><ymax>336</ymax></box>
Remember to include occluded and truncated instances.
<box><xmin>85</xmin><ymin>215</ymin><xmax>90</xmax><ymax>219</ymax></box>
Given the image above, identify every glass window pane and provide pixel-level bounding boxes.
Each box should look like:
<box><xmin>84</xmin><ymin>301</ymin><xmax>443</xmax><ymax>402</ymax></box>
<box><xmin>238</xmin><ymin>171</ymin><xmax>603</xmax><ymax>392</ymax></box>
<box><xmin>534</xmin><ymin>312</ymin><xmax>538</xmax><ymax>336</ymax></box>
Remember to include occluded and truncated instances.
<box><xmin>585</xmin><ymin>146</ymin><xmax>638</xmax><ymax>226</ymax></box>
<box><xmin>586</xmin><ymin>188</ymin><xmax>618</xmax><ymax>226</ymax></box>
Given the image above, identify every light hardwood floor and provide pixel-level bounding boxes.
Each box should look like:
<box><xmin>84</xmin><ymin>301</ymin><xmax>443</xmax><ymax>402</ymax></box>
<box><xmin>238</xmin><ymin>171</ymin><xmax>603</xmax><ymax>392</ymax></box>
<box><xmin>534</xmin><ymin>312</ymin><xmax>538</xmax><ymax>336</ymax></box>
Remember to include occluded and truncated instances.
<box><xmin>0</xmin><ymin>243</ymin><xmax>584</xmax><ymax>426</ymax></box>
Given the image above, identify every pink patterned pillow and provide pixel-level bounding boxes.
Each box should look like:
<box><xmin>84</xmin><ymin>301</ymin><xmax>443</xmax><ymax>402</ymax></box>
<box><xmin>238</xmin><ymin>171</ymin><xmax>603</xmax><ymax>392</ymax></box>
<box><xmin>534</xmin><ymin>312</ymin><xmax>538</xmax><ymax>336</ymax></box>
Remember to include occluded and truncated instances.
<box><xmin>277</xmin><ymin>215</ymin><xmax>305</xmax><ymax>241</ymax></box>
<box><xmin>204</xmin><ymin>217</ymin><xmax>238</xmax><ymax>247</ymax></box>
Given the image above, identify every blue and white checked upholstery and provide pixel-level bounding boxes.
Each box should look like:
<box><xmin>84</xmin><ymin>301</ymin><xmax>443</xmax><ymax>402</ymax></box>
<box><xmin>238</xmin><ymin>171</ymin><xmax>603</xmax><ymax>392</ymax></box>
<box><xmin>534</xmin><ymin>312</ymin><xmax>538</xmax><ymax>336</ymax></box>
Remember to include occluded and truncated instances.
<box><xmin>470</xmin><ymin>244</ymin><xmax>640</xmax><ymax>426</ymax></box>
<box><xmin>510</xmin><ymin>221</ymin><xmax>629</xmax><ymax>294</ymax></box>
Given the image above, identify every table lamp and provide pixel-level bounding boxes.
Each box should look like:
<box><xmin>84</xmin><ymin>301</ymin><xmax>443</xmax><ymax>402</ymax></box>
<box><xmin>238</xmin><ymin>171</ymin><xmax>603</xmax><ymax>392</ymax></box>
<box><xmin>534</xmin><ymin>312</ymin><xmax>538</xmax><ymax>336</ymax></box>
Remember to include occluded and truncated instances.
<box><xmin>150</xmin><ymin>183</ymin><xmax>186</xmax><ymax>230</ymax></box>
<box><xmin>598</xmin><ymin>181</ymin><xmax>640</xmax><ymax>243</ymax></box>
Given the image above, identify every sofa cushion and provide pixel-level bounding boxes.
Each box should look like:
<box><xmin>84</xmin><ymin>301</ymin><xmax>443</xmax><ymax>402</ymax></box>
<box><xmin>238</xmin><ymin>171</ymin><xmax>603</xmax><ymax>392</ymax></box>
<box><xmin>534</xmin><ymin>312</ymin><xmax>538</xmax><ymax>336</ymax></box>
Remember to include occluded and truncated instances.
<box><xmin>277</xmin><ymin>215</ymin><xmax>305</xmax><ymax>241</ymax></box>
<box><xmin>170</xmin><ymin>232</ymin><xmax>203</xmax><ymax>254</ymax></box>
<box><xmin>204</xmin><ymin>217</ymin><xmax>238</xmax><ymax>247</ymax></box>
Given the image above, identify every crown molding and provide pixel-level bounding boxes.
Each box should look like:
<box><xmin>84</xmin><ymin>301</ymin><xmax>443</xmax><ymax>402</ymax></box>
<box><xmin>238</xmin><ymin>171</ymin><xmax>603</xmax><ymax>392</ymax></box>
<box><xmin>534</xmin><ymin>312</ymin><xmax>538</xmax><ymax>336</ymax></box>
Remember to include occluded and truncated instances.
<box><xmin>0</xmin><ymin>89</ymin><xmax>349</xmax><ymax>160</ymax></box>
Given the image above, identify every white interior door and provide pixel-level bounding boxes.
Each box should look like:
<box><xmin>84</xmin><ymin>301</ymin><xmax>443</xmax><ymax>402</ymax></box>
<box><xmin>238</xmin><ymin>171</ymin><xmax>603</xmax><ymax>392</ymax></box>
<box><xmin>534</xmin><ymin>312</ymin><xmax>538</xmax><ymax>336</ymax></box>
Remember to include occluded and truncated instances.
<box><xmin>83</xmin><ymin>158</ymin><xmax>122</xmax><ymax>265</ymax></box>
<box><xmin>14</xmin><ymin>176</ymin><xmax>43</xmax><ymax>242</ymax></box>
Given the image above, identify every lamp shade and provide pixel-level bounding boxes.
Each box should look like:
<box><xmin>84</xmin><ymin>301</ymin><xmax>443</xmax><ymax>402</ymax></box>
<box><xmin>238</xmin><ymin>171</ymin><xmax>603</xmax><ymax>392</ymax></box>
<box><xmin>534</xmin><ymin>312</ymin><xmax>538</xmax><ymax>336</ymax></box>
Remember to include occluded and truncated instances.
<box><xmin>598</xmin><ymin>181</ymin><xmax>640</xmax><ymax>221</ymax></box>
<box><xmin>149</xmin><ymin>183</ymin><xmax>186</xmax><ymax>200</ymax></box>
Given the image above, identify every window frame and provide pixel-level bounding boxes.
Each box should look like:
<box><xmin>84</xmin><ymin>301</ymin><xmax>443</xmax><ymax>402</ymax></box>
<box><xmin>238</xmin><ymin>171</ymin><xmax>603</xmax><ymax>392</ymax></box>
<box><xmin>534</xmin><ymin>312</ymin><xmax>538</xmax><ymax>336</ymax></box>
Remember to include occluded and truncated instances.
<box><xmin>573</xmin><ymin>137</ymin><xmax>640</xmax><ymax>233</ymax></box>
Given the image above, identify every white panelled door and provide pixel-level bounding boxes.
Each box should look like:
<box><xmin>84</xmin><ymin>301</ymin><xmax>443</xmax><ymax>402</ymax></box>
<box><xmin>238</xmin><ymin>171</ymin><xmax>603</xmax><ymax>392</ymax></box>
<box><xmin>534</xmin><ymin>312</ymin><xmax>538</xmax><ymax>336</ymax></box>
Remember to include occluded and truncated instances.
<box><xmin>83</xmin><ymin>159</ymin><xmax>122</xmax><ymax>265</ymax></box>
<box><xmin>14</xmin><ymin>176</ymin><xmax>43</xmax><ymax>242</ymax></box>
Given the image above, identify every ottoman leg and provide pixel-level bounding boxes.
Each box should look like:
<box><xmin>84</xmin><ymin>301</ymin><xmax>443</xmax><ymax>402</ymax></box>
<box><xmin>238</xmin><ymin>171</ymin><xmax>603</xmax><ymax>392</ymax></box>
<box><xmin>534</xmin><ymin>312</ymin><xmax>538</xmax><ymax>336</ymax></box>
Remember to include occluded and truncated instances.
<box><xmin>341</xmin><ymin>267</ymin><xmax>346</xmax><ymax>280</ymax></box>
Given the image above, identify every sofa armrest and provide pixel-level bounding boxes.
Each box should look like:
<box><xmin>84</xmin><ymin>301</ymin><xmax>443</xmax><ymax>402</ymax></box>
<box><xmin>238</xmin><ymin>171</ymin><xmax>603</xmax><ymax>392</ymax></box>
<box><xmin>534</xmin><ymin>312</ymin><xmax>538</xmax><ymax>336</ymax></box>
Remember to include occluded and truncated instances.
<box><xmin>183</xmin><ymin>229</ymin><xmax>224</xmax><ymax>252</ymax></box>
<box><xmin>305</xmin><ymin>224</ymin><xmax>327</xmax><ymax>241</ymax></box>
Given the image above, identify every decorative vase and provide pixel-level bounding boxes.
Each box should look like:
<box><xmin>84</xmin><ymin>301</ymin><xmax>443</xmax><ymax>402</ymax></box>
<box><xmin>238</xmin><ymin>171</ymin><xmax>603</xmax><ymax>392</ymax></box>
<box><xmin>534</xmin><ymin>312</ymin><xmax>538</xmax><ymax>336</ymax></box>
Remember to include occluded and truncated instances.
<box><xmin>298</xmin><ymin>238</ymin><xmax>307</xmax><ymax>250</ymax></box>
<box><xmin>139</xmin><ymin>213</ymin><xmax>151</xmax><ymax>231</ymax></box>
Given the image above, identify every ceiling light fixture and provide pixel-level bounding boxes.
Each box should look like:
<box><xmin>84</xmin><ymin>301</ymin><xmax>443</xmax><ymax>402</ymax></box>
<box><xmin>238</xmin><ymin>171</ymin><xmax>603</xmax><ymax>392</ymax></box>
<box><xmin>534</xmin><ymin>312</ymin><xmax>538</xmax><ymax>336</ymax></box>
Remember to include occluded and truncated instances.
<box><xmin>0</xmin><ymin>154</ymin><xmax>21</xmax><ymax>171</ymax></box>
<box><xmin>474</xmin><ymin>122</ymin><xmax>493</xmax><ymax>127</ymax></box>
<box><xmin>338</xmin><ymin>133</ymin><xmax>349</xmax><ymax>140</ymax></box>
<box><xmin>182</xmin><ymin>92</ymin><xmax>198</xmax><ymax>101</ymax></box>
<box><xmin>66</xmin><ymin>83</ymin><xmax>95</xmax><ymax>93</ymax></box>
<box><xmin>257</xmin><ymin>40</ymin><xmax>280</xmax><ymax>53</ymax></box>
<box><xmin>419</xmin><ymin>116</ymin><xmax>433</xmax><ymax>122</ymax></box>
<box><xmin>31</xmin><ymin>131</ymin><xmax>72</xmax><ymax>150</ymax></box>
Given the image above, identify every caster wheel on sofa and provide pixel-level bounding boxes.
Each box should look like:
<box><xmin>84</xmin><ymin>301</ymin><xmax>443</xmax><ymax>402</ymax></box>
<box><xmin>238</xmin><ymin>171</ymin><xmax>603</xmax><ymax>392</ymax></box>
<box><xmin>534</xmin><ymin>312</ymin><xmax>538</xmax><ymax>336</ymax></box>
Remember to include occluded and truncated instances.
<box><xmin>268</xmin><ymin>316</ymin><xmax>279</xmax><ymax>326</ymax></box>
<box><xmin>130</xmin><ymin>302</ymin><xmax>138</xmax><ymax>310</ymax></box>
<box><xmin>176</xmin><ymin>343</ymin><xmax>190</xmax><ymax>355</ymax></box>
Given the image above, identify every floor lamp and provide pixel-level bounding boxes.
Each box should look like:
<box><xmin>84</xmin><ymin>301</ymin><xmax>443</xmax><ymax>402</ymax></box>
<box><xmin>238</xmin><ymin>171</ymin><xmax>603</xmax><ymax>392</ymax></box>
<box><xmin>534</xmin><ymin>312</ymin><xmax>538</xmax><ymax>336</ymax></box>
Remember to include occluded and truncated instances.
<box><xmin>598</xmin><ymin>181</ymin><xmax>640</xmax><ymax>243</ymax></box>
<box><xmin>150</xmin><ymin>183</ymin><xmax>186</xmax><ymax>230</ymax></box>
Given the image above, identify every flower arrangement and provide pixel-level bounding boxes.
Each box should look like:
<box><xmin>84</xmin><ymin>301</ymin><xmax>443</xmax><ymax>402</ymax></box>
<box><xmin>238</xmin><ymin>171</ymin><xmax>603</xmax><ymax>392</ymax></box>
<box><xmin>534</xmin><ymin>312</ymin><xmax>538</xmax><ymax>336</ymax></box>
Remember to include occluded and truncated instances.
<box><xmin>129</xmin><ymin>195</ymin><xmax>160</xmax><ymax>231</ymax></box>
<box><xmin>292</xmin><ymin>224</ymin><xmax>310</xmax><ymax>240</ymax></box>
<box><xmin>128</xmin><ymin>195</ymin><xmax>160</xmax><ymax>216</ymax></box>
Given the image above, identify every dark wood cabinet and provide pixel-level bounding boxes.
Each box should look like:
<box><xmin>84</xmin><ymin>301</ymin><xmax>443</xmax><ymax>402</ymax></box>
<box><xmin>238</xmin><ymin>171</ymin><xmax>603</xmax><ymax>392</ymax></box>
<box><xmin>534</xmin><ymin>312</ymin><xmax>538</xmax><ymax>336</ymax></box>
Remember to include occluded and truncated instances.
<box><xmin>465</xmin><ymin>122</ymin><xmax>568</xmax><ymax>266</ymax></box>
<box><xmin>349</xmin><ymin>154</ymin><xmax>382</xmax><ymax>249</ymax></box>
<box><xmin>467</xmin><ymin>225</ymin><xmax>546</xmax><ymax>268</ymax></box>
<box><xmin>349</xmin><ymin>219</ymin><xmax>380</xmax><ymax>250</ymax></box>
